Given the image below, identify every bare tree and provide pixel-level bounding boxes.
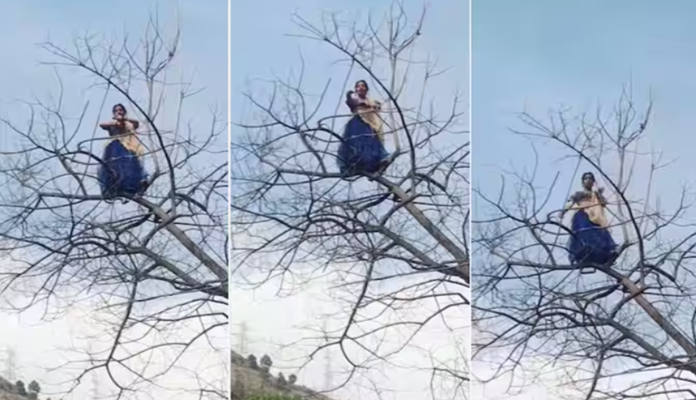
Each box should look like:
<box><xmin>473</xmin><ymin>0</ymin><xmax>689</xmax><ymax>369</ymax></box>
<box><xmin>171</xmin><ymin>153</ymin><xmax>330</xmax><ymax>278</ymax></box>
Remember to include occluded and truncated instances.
<box><xmin>473</xmin><ymin>88</ymin><xmax>696</xmax><ymax>399</ymax></box>
<box><xmin>0</xmin><ymin>13</ymin><xmax>227</xmax><ymax>399</ymax></box>
<box><xmin>231</xmin><ymin>3</ymin><xmax>469</xmax><ymax>399</ymax></box>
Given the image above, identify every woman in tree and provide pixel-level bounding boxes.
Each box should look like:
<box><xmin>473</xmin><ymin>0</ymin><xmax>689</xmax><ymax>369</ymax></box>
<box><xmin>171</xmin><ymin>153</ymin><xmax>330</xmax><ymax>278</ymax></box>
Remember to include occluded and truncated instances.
<box><xmin>563</xmin><ymin>172</ymin><xmax>618</xmax><ymax>269</ymax></box>
<box><xmin>98</xmin><ymin>103</ymin><xmax>148</xmax><ymax>200</ymax></box>
<box><xmin>337</xmin><ymin>80</ymin><xmax>390</xmax><ymax>175</ymax></box>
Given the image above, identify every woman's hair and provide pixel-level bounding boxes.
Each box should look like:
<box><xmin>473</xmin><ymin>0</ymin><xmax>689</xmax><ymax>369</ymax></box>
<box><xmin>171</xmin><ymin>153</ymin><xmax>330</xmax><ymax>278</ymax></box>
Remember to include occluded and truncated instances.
<box><xmin>581</xmin><ymin>172</ymin><xmax>595</xmax><ymax>182</ymax></box>
<box><xmin>112</xmin><ymin>103</ymin><xmax>127</xmax><ymax>115</ymax></box>
<box><xmin>355</xmin><ymin>80</ymin><xmax>369</xmax><ymax>92</ymax></box>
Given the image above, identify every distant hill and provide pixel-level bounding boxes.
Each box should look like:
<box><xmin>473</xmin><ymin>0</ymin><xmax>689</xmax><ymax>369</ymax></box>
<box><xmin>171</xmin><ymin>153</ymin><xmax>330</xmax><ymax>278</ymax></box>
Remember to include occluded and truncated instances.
<box><xmin>0</xmin><ymin>377</ymin><xmax>29</xmax><ymax>400</ymax></box>
<box><xmin>230</xmin><ymin>351</ymin><xmax>336</xmax><ymax>400</ymax></box>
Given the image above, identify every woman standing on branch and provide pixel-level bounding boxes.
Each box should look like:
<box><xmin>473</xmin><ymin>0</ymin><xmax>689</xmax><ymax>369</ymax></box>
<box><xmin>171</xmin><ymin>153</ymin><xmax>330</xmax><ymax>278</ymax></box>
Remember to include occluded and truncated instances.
<box><xmin>98</xmin><ymin>103</ymin><xmax>148</xmax><ymax>200</ymax></box>
<box><xmin>563</xmin><ymin>172</ymin><xmax>618</xmax><ymax>270</ymax></box>
<box><xmin>337</xmin><ymin>80</ymin><xmax>390</xmax><ymax>175</ymax></box>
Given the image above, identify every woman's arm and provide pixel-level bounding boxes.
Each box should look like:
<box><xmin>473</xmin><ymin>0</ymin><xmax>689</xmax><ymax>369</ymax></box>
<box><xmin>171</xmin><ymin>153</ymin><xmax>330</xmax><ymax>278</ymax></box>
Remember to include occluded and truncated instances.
<box><xmin>346</xmin><ymin>91</ymin><xmax>369</xmax><ymax>110</ymax></box>
<box><xmin>345</xmin><ymin>91</ymin><xmax>357</xmax><ymax>111</ymax></box>
<box><xmin>564</xmin><ymin>192</ymin><xmax>581</xmax><ymax>211</ymax></box>
<box><xmin>595</xmin><ymin>188</ymin><xmax>607</xmax><ymax>207</ymax></box>
<box><xmin>99</xmin><ymin>120</ymin><xmax>117</xmax><ymax>130</ymax></box>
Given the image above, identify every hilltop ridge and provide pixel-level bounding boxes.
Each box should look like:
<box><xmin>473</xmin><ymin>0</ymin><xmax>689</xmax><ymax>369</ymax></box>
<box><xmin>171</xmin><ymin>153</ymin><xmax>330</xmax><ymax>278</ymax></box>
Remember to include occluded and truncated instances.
<box><xmin>230</xmin><ymin>350</ymin><xmax>336</xmax><ymax>400</ymax></box>
<box><xmin>0</xmin><ymin>377</ymin><xmax>35</xmax><ymax>400</ymax></box>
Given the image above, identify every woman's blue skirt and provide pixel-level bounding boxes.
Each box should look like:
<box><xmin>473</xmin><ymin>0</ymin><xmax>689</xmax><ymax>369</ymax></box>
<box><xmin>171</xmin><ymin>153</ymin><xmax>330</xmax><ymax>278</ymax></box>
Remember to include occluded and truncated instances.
<box><xmin>337</xmin><ymin>116</ymin><xmax>389</xmax><ymax>174</ymax></box>
<box><xmin>567</xmin><ymin>209</ymin><xmax>617</xmax><ymax>266</ymax></box>
<box><xmin>98</xmin><ymin>140</ymin><xmax>147</xmax><ymax>198</ymax></box>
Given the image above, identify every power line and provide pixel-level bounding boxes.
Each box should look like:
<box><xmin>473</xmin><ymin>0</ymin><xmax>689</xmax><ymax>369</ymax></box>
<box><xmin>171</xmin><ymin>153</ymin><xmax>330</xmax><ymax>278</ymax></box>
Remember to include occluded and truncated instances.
<box><xmin>91</xmin><ymin>370</ymin><xmax>100</xmax><ymax>399</ymax></box>
<box><xmin>5</xmin><ymin>347</ymin><xmax>16</xmax><ymax>382</ymax></box>
<box><xmin>322</xmin><ymin>320</ymin><xmax>332</xmax><ymax>390</ymax></box>
<box><xmin>239</xmin><ymin>321</ymin><xmax>249</xmax><ymax>355</ymax></box>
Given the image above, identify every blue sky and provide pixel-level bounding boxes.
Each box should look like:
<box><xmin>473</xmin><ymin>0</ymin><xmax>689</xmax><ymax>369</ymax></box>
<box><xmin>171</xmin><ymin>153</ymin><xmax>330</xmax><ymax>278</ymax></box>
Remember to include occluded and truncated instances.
<box><xmin>0</xmin><ymin>1</ymin><xmax>225</xmax><ymax>120</ymax></box>
<box><xmin>473</xmin><ymin>0</ymin><xmax>696</xmax><ymax>205</ymax></box>
<box><xmin>472</xmin><ymin>1</ymin><xmax>696</xmax><ymax>399</ymax></box>
<box><xmin>231</xmin><ymin>1</ymin><xmax>468</xmax><ymax>399</ymax></box>
<box><xmin>231</xmin><ymin>0</ymin><xmax>467</xmax><ymax>124</ymax></box>
<box><xmin>0</xmin><ymin>1</ymin><xmax>227</xmax><ymax>399</ymax></box>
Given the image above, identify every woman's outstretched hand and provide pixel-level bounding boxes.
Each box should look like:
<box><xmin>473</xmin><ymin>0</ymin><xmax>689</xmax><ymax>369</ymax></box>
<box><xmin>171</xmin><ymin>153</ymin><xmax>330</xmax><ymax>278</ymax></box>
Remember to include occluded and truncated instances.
<box><xmin>558</xmin><ymin>209</ymin><xmax>566</xmax><ymax>220</ymax></box>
